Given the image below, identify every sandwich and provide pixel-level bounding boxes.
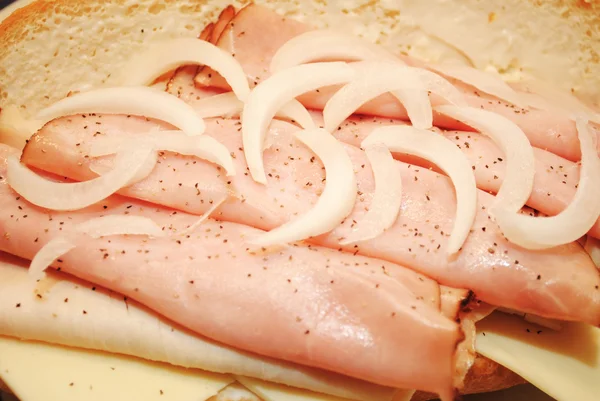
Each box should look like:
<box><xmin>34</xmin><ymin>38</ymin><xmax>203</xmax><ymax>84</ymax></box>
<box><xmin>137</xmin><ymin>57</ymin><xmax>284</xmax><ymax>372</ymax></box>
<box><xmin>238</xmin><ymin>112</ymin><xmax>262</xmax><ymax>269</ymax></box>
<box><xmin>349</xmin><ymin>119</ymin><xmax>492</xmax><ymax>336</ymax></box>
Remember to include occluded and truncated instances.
<box><xmin>0</xmin><ymin>1</ymin><xmax>598</xmax><ymax>401</ymax></box>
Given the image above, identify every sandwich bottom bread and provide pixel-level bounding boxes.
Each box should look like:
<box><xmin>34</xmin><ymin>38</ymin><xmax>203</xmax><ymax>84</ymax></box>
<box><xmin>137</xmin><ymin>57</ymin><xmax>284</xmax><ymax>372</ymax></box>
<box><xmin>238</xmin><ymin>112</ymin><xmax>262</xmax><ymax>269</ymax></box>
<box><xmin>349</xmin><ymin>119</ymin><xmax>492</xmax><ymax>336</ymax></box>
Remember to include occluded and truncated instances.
<box><xmin>0</xmin><ymin>1</ymin><xmax>599</xmax><ymax>401</ymax></box>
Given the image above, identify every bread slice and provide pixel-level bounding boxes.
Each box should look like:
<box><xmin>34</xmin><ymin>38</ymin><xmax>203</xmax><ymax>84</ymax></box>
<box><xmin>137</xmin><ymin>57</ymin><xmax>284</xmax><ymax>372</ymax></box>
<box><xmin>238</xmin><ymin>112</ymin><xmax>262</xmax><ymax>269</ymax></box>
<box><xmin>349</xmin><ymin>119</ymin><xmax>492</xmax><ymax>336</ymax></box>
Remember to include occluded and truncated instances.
<box><xmin>0</xmin><ymin>0</ymin><xmax>598</xmax><ymax>119</ymax></box>
<box><xmin>0</xmin><ymin>0</ymin><xmax>589</xmax><ymax>398</ymax></box>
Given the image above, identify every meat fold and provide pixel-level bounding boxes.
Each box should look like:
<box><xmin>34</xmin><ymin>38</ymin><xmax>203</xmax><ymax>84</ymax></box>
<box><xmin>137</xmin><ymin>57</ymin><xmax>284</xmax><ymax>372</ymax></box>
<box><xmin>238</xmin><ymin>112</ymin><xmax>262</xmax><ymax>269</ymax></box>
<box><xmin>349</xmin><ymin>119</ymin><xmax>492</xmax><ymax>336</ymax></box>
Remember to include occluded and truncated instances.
<box><xmin>0</xmin><ymin>144</ymin><xmax>461</xmax><ymax>397</ymax></box>
<box><xmin>194</xmin><ymin>4</ymin><xmax>600</xmax><ymax>162</ymax></box>
<box><xmin>21</xmin><ymin>115</ymin><xmax>600</xmax><ymax>325</ymax></box>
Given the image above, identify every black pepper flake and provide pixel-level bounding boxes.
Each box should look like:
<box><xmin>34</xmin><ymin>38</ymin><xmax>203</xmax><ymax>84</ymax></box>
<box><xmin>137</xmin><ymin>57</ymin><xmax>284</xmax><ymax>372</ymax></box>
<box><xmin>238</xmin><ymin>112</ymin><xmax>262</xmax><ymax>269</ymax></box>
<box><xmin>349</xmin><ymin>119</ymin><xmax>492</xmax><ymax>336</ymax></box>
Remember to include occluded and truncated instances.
<box><xmin>304</xmin><ymin>330</ymin><xmax>310</xmax><ymax>335</ymax></box>
<box><xmin>83</xmin><ymin>310</ymin><xmax>88</xmax><ymax>314</ymax></box>
<box><xmin>537</xmin><ymin>275</ymin><xmax>541</xmax><ymax>280</ymax></box>
<box><xmin>64</xmin><ymin>298</ymin><xmax>69</xmax><ymax>303</ymax></box>
<box><xmin>15</xmin><ymin>303</ymin><xmax>21</xmax><ymax>308</ymax></box>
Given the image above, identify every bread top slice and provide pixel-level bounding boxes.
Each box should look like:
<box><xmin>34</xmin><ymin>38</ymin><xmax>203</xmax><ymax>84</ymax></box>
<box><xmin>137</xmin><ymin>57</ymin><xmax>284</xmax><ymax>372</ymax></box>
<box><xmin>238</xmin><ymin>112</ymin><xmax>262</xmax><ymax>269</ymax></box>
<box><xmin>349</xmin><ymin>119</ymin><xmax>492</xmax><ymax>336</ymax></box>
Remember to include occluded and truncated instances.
<box><xmin>0</xmin><ymin>0</ymin><xmax>598</xmax><ymax>118</ymax></box>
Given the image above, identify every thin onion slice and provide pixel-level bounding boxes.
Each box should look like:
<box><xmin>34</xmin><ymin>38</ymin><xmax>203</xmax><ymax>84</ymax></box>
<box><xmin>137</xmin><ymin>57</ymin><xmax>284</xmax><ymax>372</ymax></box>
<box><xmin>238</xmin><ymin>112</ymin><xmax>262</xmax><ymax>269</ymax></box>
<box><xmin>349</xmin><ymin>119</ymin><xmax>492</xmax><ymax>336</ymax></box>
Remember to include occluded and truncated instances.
<box><xmin>518</xmin><ymin>80</ymin><xmax>600</xmax><ymax>124</ymax></box>
<box><xmin>242</xmin><ymin>62</ymin><xmax>355</xmax><ymax>183</ymax></box>
<box><xmin>7</xmin><ymin>143</ymin><xmax>155</xmax><ymax>211</ymax></box>
<box><xmin>340</xmin><ymin>143</ymin><xmax>402</xmax><ymax>244</ymax></box>
<box><xmin>195</xmin><ymin>92</ymin><xmax>315</xmax><ymax>129</ymax></box>
<box><xmin>75</xmin><ymin>215</ymin><xmax>165</xmax><ymax>238</ymax></box>
<box><xmin>584</xmin><ymin>236</ymin><xmax>600</xmax><ymax>269</ymax></box>
<box><xmin>270</xmin><ymin>29</ymin><xmax>400</xmax><ymax>73</ymax></box>
<box><xmin>250</xmin><ymin>128</ymin><xmax>357</xmax><ymax>246</ymax></box>
<box><xmin>324</xmin><ymin>62</ymin><xmax>466</xmax><ymax>132</ymax></box>
<box><xmin>435</xmin><ymin>105</ymin><xmax>535</xmax><ymax>213</ymax></box>
<box><xmin>324</xmin><ymin>62</ymin><xmax>432</xmax><ymax>131</ymax></box>
<box><xmin>29</xmin><ymin>237</ymin><xmax>76</xmax><ymax>280</ymax></box>
<box><xmin>362</xmin><ymin>126</ymin><xmax>478</xmax><ymax>254</ymax></box>
<box><xmin>118</xmin><ymin>38</ymin><xmax>250</xmax><ymax>101</ymax></box>
<box><xmin>180</xmin><ymin>195</ymin><xmax>228</xmax><ymax>235</ymax></box>
<box><xmin>91</xmin><ymin>131</ymin><xmax>235</xmax><ymax>176</ymax></box>
<box><xmin>0</xmin><ymin>105</ymin><xmax>43</xmax><ymax>150</ymax></box>
<box><xmin>493</xmin><ymin>118</ymin><xmax>600</xmax><ymax>249</ymax></box>
<box><xmin>36</xmin><ymin>86</ymin><xmax>205</xmax><ymax>137</ymax></box>
<box><xmin>29</xmin><ymin>216</ymin><xmax>164</xmax><ymax>280</ymax></box>
<box><xmin>429</xmin><ymin>64</ymin><xmax>527</xmax><ymax>108</ymax></box>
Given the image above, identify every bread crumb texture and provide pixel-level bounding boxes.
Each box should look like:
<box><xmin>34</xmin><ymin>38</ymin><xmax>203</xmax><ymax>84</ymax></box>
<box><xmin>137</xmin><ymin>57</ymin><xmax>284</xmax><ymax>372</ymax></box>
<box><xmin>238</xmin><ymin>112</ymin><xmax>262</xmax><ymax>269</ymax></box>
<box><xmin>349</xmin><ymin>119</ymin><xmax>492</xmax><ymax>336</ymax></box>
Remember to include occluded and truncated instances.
<box><xmin>0</xmin><ymin>0</ymin><xmax>598</xmax><ymax>117</ymax></box>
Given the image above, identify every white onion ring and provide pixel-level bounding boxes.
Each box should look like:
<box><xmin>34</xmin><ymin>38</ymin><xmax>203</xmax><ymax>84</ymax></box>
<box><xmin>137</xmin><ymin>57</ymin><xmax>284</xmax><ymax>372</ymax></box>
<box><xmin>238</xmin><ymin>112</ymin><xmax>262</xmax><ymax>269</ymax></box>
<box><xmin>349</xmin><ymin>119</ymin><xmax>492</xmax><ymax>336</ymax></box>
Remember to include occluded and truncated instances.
<box><xmin>242</xmin><ymin>62</ymin><xmax>355</xmax><ymax>184</ymax></box>
<box><xmin>0</xmin><ymin>106</ymin><xmax>42</xmax><ymax>150</ymax></box>
<box><xmin>36</xmin><ymin>87</ymin><xmax>205</xmax><ymax>137</ymax></box>
<box><xmin>29</xmin><ymin>216</ymin><xmax>164</xmax><ymax>280</ymax></box>
<box><xmin>324</xmin><ymin>62</ymin><xmax>432</xmax><ymax>131</ymax></box>
<box><xmin>250</xmin><ymin>128</ymin><xmax>357</xmax><ymax>246</ymax></box>
<box><xmin>362</xmin><ymin>126</ymin><xmax>478</xmax><ymax>254</ymax></box>
<box><xmin>429</xmin><ymin>64</ymin><xmax>527</xmax><ymax>108</ymax></box>
<box><xmin>340</xmin><ymin>143</ymin><xmax>402</xmax><ymax>244</ymax></box>
<box><xmin>75</xmin><ymin>215</ymin><xmax>165</xmax><ymax>239</ymax></box>
<box><xmin>118</xmin><ymin>38</ymin><xmax>250</xmax><ymax>101</ymax></box>
<box><xmin>179</xmin><ymin>195</ymin><xmax>228</xmax><ymax>235</ymax></box>
<box><xmin>270</xmin><ymin>29</ymin><xmax>400</xmax><ymax>72</ymax></box>
<box><xmin>584</xmin><ymin>236</ymin><xmax>600</xmax><ymax>269</ymax></box>
<box><xmin>90</xmin><ymin>131</ymin><xmax>235</xmax><ymax>176</ymax></box>
<box><xmin>194</xmin><ymin>92</ymin><xmax>314</xmax><ymax>129</ymax></box>
<box><xmin>7</xmin><ymin>143</ymin><xmax>155</xmax><ymax>211</ymax></box>
<box><xmin>493</xmin><ymin>118</ymin><xmax>600</xmax><ymax>249</ymax></box>
<box><xmin>29</xmin><ymin>237</ymin><xmax>76</xmax><ymax>281</ymax></box>
<box><xmin>435</xmin><ymin>105</ymin><xmax>535</xmax><ymax>213</ymax></box>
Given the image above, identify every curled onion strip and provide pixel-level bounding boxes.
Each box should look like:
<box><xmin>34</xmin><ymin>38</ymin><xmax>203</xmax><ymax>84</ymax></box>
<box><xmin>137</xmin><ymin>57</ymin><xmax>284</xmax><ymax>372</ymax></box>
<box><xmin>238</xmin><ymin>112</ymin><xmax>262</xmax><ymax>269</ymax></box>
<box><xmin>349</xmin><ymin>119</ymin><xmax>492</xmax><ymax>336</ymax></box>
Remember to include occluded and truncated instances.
<box><xmin>340</xmin><ymin>143</ymin><xmax>402</xmax><ymax>244</ymax></box>
<box><xmin>362</xmin><ymin>126</ymin><xmax>477</xmax><ymax>254</ymax></box>
<box><xmin>91</xmin><ymin>131</ymin><xmax>235</xmax><ymax>176</ymax></box>
<box><xmin>250</xmin><ymin>128</ymin><xmax>357</xmax><ymax>246</ymax></box>
<box><xmin>0</xmin><ymin>106</ymin><xmax>42</xmax><ymax>150</ymax></box>
<box><xmin>7</xmin><ymin>143</ymin><xmax>155</xmax><ymax>211</ymax></box>
<box><xmin>194</xmin><ymin>92</ymin><xmax>314</xmax><ymax>129</ymax></box>
<box><xmin>36</xmin><ymin>87</ymin><xmax>205</xmax><ymax>137</ymax></box>
<box><xmin>29</xmin><ymin>216</ymin><xmax>164</xmax><ymax>280</ymax></box>
<box><xmin>584</xmin><ymin>236</ymin><xmax>600</xmax><ymax>269</ymax></box>
<box><xmin>29</xmin><ymin>237</ymin><xmax>76</xmax><ymax>281</ymax></box>
<box><xmin>270</xmin><ymin>29</ymin><xmax>399</xmax><ymax>72</ymax></box>
<box><xmin>493</xmin><ymin>118</ymin><xmax>600</xmax><ymax>249</ymax></box>
<box><xmin>180</xmin><ymin>195</ymin><xmax>228</xmax><ymax>235</ymax></box>
<box><xmin>324</xmin><ymin>62</ymin><xmax>466</xmax><ymax>132</ymax></box>
<box><xmin>324</xmin><ymin>62</ymin><xmax>432</xmax><ymax>131</ymax></box>
<box><xmin>435</xmin><ymin>105</ymin><xmax>535</xmax><ymax>213</ymax></box>
<box><xmin>242</xmin><ymin>62</ymin><xmax>355</xmax><ymax>184</ymax></box>
<box><xmin>75</xmin><ymin>215</ymin><xmax>165</xmax><ymax>238</ymax></box>
<box><xmin>429</xmin><ymin>64</ymin><xmax>527</xmax><ymax>108</ymax></box>
<box><xmin>118</xmin><ymin>38</ymin><xmax>250</xmax><ymax>101</ymax></box>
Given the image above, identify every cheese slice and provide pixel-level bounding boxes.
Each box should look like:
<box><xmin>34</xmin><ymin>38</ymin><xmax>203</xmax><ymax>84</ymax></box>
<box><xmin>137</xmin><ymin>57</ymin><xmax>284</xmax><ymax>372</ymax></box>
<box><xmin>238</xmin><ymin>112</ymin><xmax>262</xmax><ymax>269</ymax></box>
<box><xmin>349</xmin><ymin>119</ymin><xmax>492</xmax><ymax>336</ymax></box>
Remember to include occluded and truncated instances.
<box><xmin>236</xmin><ymin>377</ymin><xmax>414</xmax><ymax>401</ymax></box>
<box><xmin>475</xmin><ymin>312</ymin><xmax>600</xmax><ymax>401</ymax></box>
<box><xmin>0</xmin><ymin>336</ymin><xmax>234</xmax><ymax>401</ymax></box>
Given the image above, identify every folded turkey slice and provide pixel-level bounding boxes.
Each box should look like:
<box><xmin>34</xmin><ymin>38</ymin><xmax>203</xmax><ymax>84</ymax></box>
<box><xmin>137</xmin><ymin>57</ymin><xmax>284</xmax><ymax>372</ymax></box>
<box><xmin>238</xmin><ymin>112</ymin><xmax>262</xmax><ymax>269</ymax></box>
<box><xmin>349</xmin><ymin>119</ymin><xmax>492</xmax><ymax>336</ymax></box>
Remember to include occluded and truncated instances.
<box><xmin>195</xmin><ymin>3</ymin><xmax>600</xmax><ymax>163</ymax></box>
<box><xmin>19</xmin><ymin>115</ymin><xmax>600</xmax><ymax>325</ymax></box>
<box><xmin>0</xmin><ymin>144</ymin><xmax>462</xmax><ymax>398</ymax></box>
<box><xmin>0</xmin><ymin>253</ymin><xmax>403</xmax><ymax>401</ymax></box>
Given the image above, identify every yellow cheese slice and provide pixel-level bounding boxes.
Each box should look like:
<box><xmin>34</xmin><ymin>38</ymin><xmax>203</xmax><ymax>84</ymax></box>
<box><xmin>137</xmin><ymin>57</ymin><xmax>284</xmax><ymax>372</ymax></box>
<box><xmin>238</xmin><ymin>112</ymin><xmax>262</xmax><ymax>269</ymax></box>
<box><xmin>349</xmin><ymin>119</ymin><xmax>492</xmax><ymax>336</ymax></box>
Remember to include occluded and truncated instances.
<box><xmin>475</xmin><ymin>312</ymin><xmax>600</xmax><ymax>401</ymax></box>
<box><xmin>0</xmin><ymin>336</ymin><xmax>234</xmax><ymax>401</ymax></box>
<box><xmin>236</xmin><ymin>377</ymin><xmax>415</xmax><ymax>401</ymax></box>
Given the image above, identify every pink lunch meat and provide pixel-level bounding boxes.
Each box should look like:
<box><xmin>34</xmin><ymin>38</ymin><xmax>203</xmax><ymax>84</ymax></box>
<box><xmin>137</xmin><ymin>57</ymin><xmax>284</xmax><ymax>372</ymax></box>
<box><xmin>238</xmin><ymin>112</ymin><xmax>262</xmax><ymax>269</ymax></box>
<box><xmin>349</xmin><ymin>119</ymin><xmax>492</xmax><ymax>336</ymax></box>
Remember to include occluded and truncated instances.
<box><xmin>21</xmin><ymin>115</ymin><xmax>600</xmax><ymax>325</ymax></box>
<box><xmin>0</xmin><ymin>143</ymin><xmax>462</xmax><ymax>396</ymax></box>
<box><xmin>173</xmin><ymin>66</ymin><xmax>600</xmax><ymax>240</ymax></box>
<box><xmin>194</xmin><ymin>3</ymin><xmax>600</xmax><ymax>162</ymax></box>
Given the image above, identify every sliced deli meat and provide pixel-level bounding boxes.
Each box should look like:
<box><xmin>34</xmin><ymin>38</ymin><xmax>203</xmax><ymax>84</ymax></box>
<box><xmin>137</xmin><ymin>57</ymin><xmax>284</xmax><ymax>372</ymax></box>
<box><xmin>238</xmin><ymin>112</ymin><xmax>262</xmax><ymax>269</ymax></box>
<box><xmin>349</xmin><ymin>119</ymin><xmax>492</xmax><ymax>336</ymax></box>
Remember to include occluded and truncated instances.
<box><xmin>21</xmin><ymin>115</ymin><xmax>600</xmax><ymax>324</ymax></box>
<box><xmin>0</xmin><ymin>144</ymin><xmax>462</xmax><ymax>397</ymax></box>
<box><xmin>324</xmin><ymin>114</ymin><xmax>600</xmax><ymax>240</ymax></box>
<box><xmin>196</xmin><ymin>4</ymin><xmax>600</xmax><ymax>162</ymax></box>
